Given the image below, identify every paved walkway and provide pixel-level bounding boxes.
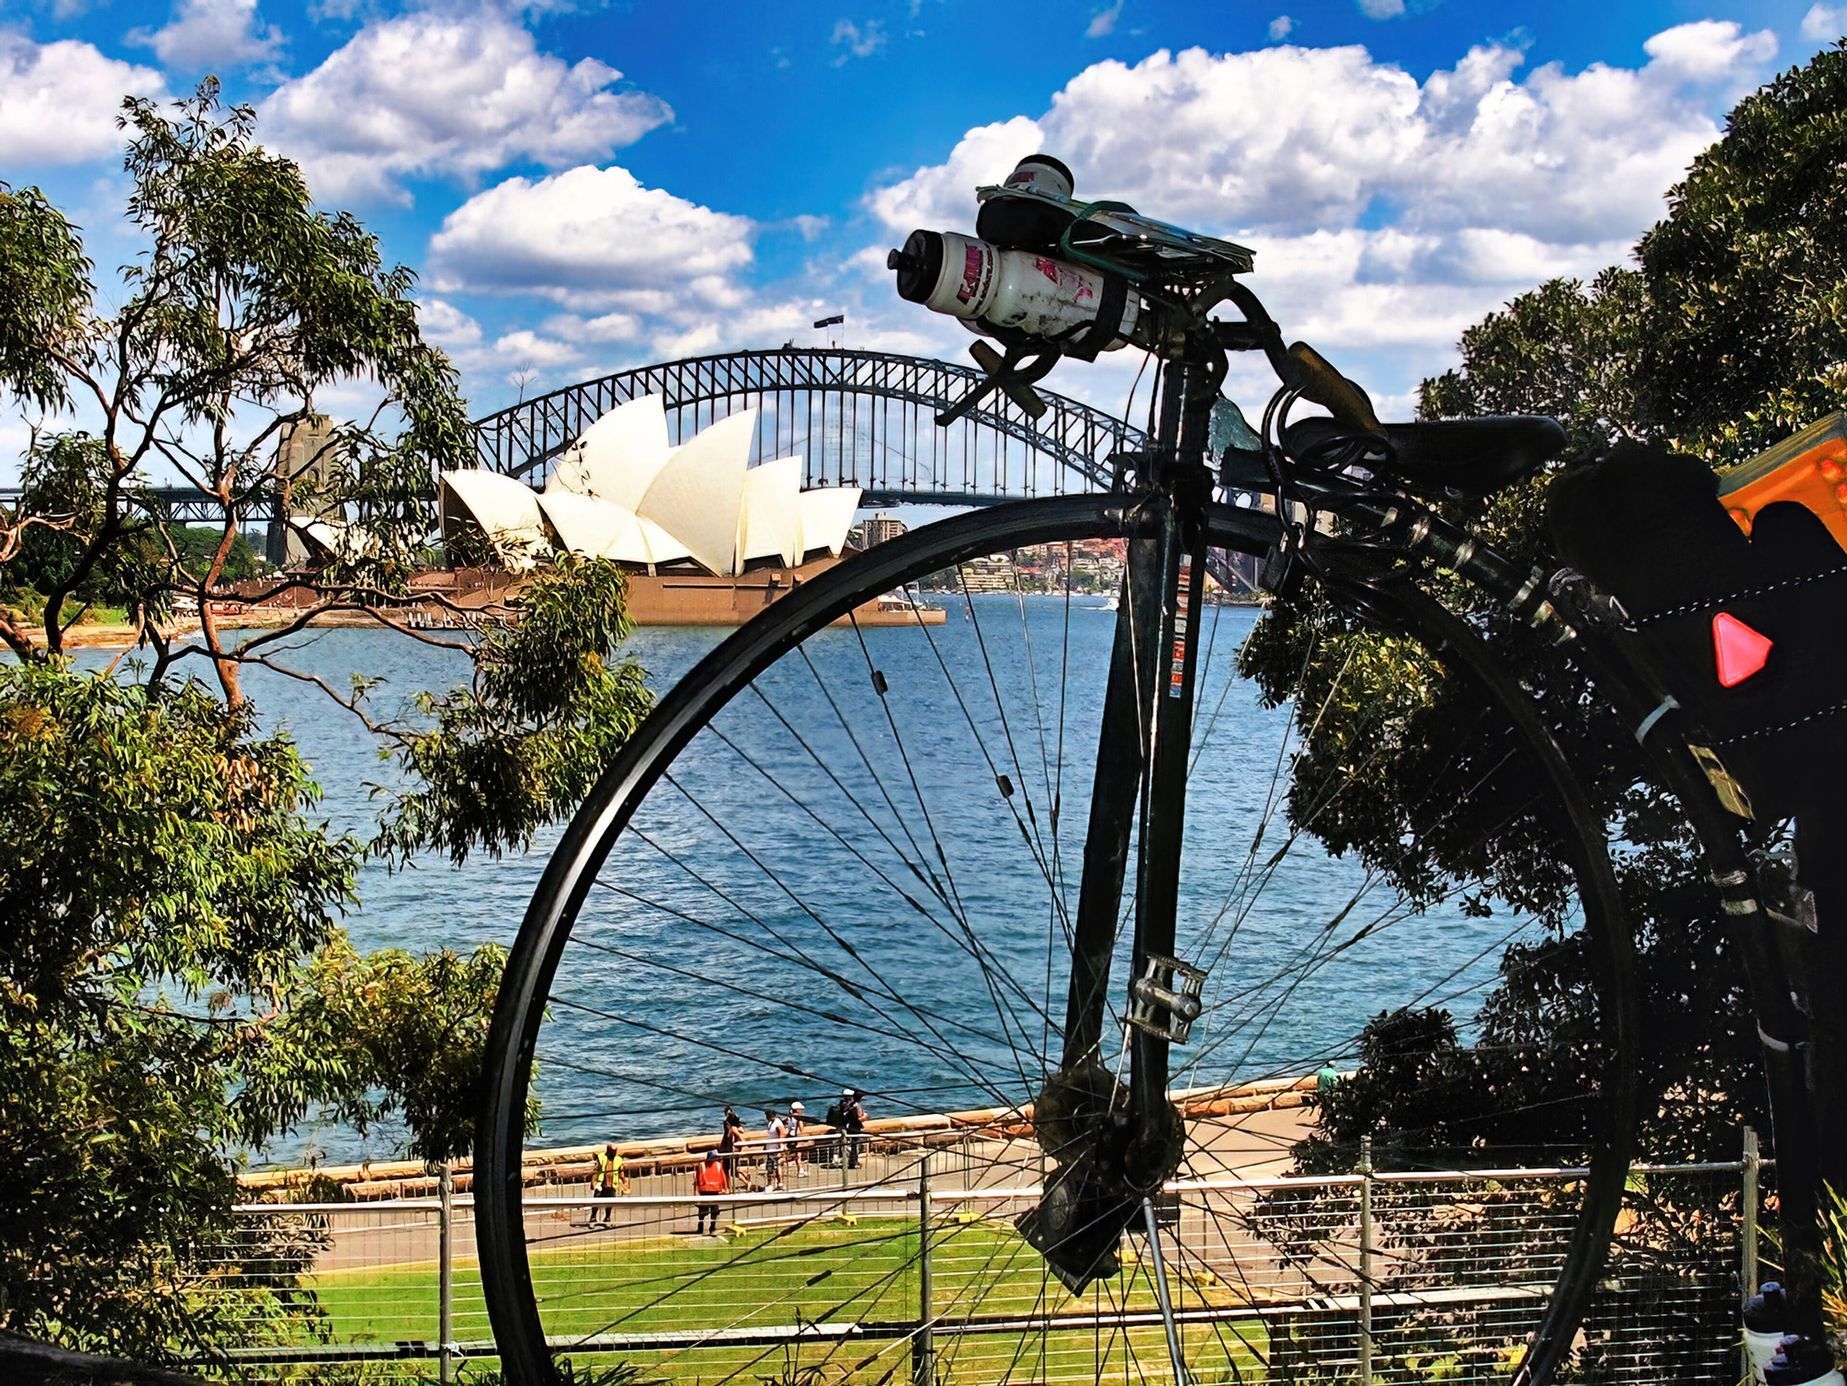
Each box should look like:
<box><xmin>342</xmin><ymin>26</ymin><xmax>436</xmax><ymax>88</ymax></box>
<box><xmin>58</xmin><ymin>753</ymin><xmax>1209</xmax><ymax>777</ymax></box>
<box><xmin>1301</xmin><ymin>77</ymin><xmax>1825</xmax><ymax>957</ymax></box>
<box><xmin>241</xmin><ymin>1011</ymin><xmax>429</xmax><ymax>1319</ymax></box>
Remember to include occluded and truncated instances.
<box><xmin>300</xmin><ymin>1092</ymin><xmax>1315</xmax><ymax>1277</ymax></box>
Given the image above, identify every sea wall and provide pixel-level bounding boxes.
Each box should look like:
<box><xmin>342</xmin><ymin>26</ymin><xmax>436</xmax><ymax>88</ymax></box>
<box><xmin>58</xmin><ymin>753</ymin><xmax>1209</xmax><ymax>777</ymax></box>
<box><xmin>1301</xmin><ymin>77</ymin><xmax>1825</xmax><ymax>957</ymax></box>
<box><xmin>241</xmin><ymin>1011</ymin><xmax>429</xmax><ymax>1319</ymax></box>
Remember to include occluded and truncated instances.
<box><xmin>238</xmin><ymin>1074</ymin><xmax>1316</xmax><ymax>1202</ymax></box>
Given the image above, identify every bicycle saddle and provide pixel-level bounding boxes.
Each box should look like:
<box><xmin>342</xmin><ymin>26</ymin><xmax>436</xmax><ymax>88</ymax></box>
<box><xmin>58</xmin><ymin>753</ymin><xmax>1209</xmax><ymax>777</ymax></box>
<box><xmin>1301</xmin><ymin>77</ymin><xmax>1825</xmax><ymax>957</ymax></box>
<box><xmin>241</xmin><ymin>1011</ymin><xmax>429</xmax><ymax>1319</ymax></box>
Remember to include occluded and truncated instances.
<box><xmin>1283</xmin><ymin>415</ymin><xmax>1568</xmax><ymax>497</ymax></box>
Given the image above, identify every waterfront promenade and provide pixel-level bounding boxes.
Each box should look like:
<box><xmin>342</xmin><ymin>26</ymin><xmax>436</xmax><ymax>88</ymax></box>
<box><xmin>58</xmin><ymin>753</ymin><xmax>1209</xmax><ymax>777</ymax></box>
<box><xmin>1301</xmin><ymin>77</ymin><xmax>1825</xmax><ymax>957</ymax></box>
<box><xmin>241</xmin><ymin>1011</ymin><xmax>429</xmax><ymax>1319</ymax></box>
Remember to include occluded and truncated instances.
<box><xmin>242</xmin><ymin>1077</ymin><xmax>1318</xmax><ymax>1274</ymax></box>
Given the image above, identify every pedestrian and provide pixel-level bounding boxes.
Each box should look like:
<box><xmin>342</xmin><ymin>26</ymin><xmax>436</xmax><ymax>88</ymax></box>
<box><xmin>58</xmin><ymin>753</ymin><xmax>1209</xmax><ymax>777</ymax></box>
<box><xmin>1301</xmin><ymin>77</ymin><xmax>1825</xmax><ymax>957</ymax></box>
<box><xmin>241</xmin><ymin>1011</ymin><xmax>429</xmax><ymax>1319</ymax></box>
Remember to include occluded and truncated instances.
<box><xmin>763</xmin><ymin>1109</ymin><xmax>787</xmax><ymax>1191</ymax></box>
<box><xmin>822</xmin><ymin>1094</ymin><xmax>845</xmax><ymax>1167</ymax></box>
<box><xmin>787</xmin><ymin>1100</ymin><xmax>806</xmax><ymax>1179</ymax></box>
<box><xmin>841</xmin><ymin>1088</ymin><xmax>867</xmax><ymax>1171</ymax></box>
<box><xmin>1316</xmin><ymin>1062</ymin><xmax>1340</xmax><ymax>1102</ymax></box>
<box><xmin>693</xmin><ymin>1148</ymin><xmax>729</xmax><ymax>1235</ymax></box>
<box><xmin>589</xmin><ymin>1141</ymin><xmax>628</xmax><ymax>1226</ymax></box>
<box><xmin>717</xmin><ymin>1106</ymin><xmax>744</xmax><ymax>1175</ymax></box>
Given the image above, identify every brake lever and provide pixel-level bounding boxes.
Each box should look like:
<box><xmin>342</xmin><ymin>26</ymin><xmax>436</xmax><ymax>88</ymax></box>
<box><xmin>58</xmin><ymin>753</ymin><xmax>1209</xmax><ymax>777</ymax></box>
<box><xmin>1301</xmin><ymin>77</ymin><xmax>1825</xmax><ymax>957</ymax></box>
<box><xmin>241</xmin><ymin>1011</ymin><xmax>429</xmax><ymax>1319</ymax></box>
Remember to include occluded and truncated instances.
<box><xmin>937</xmin><ymin>342</ymin><xmax>1057</xmax><ymax>425</ymax></box>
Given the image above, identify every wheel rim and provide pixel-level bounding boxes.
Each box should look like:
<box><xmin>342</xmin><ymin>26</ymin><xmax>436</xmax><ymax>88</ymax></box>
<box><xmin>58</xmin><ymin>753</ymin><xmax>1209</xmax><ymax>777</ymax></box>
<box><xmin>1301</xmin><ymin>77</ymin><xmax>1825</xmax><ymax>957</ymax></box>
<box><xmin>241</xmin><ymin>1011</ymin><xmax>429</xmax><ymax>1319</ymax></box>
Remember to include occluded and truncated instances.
<box><xmin>477</xmin><ymin>495</ymin><xmax>1635</xmax><ymax>1385</ymax></box>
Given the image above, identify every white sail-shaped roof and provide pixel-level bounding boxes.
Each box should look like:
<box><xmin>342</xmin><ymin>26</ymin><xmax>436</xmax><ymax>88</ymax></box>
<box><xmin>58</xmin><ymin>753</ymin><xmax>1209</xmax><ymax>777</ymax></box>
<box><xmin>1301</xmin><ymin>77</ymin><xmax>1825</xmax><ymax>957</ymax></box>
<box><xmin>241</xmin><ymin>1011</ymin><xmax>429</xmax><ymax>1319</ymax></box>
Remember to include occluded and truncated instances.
<box><xmin>439</xmin><ymin>399</ymin><xmax>866</xmax><ymax>580</ymax></box>
<box><xmin>738</xmin><ymin>457</ymin><xmax>804</xmax><ymax>568</ymax></box>
<box><xmin>797</xmin><ymin>485</ymin><xmax>862</xmax><ymax>560</ymax></box>
<box><xmin>536</xmin><ymin>490</ymin><xmax>689</xmax><ymax>571</ymax></box>
<box><xmin>637</xmin><ymin>408</ymin><xmax>755</xmax><ymax>576</ymax></box>
<box><xmin>441</xmin><ymin>469</ymin><xmax>549</xmax><ymax>567</ymax></box>
<box><xmin>554</xmin><ymin>394</ymin><xmax>673</xmax><ymax>509</ymax></box>
<box><xmin>290</xmin><ymin>515</ymin><xmax>367</xmax><ymax>563</ymax></box>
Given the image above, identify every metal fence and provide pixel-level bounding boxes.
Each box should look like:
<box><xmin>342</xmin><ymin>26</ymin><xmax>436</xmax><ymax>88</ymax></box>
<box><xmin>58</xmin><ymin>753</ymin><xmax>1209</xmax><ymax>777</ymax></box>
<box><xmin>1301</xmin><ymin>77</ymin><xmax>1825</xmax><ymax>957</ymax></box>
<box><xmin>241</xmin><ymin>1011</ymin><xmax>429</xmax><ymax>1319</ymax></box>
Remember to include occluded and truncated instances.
<box><xmin>183</xmin><ymin>1143</ymin><xmax>1759</xmax><ymax>1385</ymax></box>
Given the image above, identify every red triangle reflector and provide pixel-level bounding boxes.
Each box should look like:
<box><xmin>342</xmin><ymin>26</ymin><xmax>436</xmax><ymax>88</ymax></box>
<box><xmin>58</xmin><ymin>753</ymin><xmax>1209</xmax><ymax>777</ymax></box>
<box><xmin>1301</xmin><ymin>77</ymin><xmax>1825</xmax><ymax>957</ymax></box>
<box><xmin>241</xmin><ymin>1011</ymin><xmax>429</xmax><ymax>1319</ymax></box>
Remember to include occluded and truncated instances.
<box><xmin>1713</xmin><ymin>612</ymin><xmax>1773</xmax><ymax>688</ymax></box>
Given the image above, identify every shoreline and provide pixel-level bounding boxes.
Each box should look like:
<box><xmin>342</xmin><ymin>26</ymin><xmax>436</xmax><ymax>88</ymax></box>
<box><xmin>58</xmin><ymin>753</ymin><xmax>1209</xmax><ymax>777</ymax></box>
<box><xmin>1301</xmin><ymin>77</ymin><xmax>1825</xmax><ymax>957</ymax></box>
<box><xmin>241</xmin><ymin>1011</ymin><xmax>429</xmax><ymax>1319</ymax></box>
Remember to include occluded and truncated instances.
<box><xmin>239</xmin><ymin>1074</ymin><xmax>1319</xmax><ymax>1201</ymax></box>
<box><xmin>54</xmin><ymin>610</ymin><xmax>384</xmax><ymax>651</ymax></box>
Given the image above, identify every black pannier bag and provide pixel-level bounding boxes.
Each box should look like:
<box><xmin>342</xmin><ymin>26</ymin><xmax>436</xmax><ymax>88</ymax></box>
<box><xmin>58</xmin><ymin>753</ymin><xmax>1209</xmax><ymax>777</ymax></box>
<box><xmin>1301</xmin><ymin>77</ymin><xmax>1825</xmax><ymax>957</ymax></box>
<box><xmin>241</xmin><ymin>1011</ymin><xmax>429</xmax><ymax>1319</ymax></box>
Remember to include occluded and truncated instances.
<box><xmin>1547</xmin><ymin>442</ymin><xmax>1847</xmax><ymax>824</ymax></box>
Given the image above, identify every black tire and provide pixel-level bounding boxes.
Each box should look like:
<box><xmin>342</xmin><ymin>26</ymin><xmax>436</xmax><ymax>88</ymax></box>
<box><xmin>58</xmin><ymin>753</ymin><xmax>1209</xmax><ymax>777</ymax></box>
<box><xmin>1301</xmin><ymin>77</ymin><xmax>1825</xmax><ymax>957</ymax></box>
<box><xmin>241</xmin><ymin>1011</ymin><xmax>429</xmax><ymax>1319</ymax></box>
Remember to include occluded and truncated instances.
<box><xmin>477</xmin><ymin>494</ymin><xmax>1637</xmax><ymax>1385</ymax></box>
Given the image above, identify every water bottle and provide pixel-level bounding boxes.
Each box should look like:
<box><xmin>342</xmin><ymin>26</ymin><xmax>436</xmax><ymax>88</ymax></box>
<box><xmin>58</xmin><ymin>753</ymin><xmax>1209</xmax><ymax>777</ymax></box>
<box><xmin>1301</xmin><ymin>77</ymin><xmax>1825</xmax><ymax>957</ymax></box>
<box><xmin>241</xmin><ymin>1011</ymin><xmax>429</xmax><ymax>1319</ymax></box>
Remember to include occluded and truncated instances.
<box><xmin>1765</xmin><ymin>1334</ymin><xmax>1846</xmax><ymax>1386</ymax></box>
<box><xmin>1744</xmin><ymin>1282</ymin><xmax>1791</xmax><ymax>1379</ymax></box>
<box><xmin>889</xmin><ymin>229</ymin><xmax>1140</xmax><ymax>352</ymax></box>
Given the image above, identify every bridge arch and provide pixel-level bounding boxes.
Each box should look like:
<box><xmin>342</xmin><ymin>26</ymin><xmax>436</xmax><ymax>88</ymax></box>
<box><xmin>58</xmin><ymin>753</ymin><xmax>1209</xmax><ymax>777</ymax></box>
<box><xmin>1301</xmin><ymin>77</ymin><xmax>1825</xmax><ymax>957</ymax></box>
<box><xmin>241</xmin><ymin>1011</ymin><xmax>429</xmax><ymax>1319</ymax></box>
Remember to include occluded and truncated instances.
<box><xmin>470</xmin><ymin>347</ymin><xmax>1147</xmax><ymax>508</ymax></box>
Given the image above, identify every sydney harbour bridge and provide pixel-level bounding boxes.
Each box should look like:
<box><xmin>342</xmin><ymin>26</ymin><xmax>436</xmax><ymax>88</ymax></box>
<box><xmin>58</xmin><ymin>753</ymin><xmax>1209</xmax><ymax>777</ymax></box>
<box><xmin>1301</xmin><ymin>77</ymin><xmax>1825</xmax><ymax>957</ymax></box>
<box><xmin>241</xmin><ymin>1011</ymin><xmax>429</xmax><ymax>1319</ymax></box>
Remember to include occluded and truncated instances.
<box><xmin>471</xmin><ymin>347</ymin><xmax>1144</xmax><ymax>507</ymax></box>
<box><xmin>1</xmin><ymin>346</ymin><xmax>1258</xmax><ymax>585</ymax></box>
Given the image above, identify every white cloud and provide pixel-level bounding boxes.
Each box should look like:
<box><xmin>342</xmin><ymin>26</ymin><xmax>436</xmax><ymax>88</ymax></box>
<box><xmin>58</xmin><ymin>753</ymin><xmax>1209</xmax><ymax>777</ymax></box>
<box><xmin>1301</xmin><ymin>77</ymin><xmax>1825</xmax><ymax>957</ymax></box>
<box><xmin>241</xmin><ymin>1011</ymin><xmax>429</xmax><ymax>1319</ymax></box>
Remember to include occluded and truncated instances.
<box><xmin>1087</xmin><ymin>1</ymin><xmax>1125</xmax><ymax>39</ymax></box>
<box><xmin>868</xmin><ymin>114</ymin><xmax>1046</xmax><ymax>234</ymax></box>
<box><xmin>130</xmin><ymin>0</ymin><xmax>283</xmax><ymax>71</ymax></box>
<box><xmin>493</xmin><ymin>329</ymin><xmax>580</xmax><ymax>367</ymax></box>
<box><xmin>543</xmin><ymin>310</ymin><xmax>643</xmax><ymax>343</ymax></box>
<box><xmin>258</xmin><ymin>11</ymin><xmax>672</xmax><ymax>204</ymax></box>
<box><xmin>414</xmin><ymin>299</ymin><xmax>591</xmax><ymax>398</ymax></box>
<box><xmin>1641</xmin><ymin>19</ymin><xmax>1776</xmax><ymax>80</ymax></box>
<box><xmin>872</xmin><ymin>29</ymin><xmax>1776</xmax><ymax>245</ymax></box>
<box><xmin>427</xmin><ymin>164</ymin><xmax>755</xmax><ymax>311</ymax></box>
<box><xmin>863</xmin><ymin>22</ymin><xmax>1777</xmax><ymax>409</ymax></box>
<box><xmin>1803</xmin><ymin>4</ymin><xmax>1846</xmax><ymax>42</ymax></box>
<box><xmin>0</xmin><ymin>35</ymin><xmax>165</xmax><ymax>167</ymax></box>
<box><xmin>830</xmin><ymin>19</ymin><xmax>886</xmax><ymax>64</ymax></box>
<box><xmin>1268</xmin><ymin>15</ymin><xmax>1294</xmax><ymax>42</ymax></box>
<box><xmin>1357</xmin><ymin>0</ymin><xmax>1404</xmax><ymax>17</ymax></box>
<box><xmin>416</xmin><ymin>297</ymin><xmax>483</xmax><ymax>352</ymax></box>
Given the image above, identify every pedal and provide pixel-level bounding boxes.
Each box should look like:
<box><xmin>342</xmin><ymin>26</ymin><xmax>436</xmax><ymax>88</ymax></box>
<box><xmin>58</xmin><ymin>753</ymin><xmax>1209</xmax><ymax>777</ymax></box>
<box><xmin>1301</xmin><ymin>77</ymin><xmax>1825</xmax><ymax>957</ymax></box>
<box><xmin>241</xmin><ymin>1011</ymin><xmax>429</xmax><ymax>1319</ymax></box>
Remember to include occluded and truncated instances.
<box><xmin>1127</xmin><ymin>953</ymin><xmax>1207</xmax><ymax>1044</ymax></box>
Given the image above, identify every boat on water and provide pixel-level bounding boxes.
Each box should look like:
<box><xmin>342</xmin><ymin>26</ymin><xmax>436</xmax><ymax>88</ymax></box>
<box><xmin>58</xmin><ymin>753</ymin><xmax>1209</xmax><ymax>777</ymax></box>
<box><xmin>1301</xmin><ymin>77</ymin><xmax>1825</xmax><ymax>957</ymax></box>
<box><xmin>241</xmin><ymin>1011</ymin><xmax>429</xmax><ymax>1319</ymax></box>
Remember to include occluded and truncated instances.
<box><xmin>872</xmin><ymin>591</ymin><xmax>947</xmax><ymax>625</ymax></box>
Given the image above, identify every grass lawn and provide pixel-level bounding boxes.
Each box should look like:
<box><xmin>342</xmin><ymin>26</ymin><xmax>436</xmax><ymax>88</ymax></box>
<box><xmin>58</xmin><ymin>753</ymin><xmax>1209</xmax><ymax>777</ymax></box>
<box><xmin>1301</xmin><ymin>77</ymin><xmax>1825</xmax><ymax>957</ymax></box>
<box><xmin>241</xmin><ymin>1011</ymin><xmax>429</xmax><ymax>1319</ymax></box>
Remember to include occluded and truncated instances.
<box><xmin>307</xmin><ymin>1215</ymin><xmax>1270</xmax><ymax>1383</ymax></box>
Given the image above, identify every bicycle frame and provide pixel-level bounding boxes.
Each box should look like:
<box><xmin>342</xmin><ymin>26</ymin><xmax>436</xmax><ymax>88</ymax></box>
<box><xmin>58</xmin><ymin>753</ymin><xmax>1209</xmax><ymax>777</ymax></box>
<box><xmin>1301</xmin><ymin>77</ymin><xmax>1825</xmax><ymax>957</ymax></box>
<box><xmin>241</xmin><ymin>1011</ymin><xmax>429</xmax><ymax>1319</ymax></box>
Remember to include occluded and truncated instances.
<box><xmin>1275</xmin><ymin>433</ymin><xmax>1833</xmax><ymax>1356</ymax></box>
<box><xmin>1069</xmin><ymin>271</ymin><xmax>1831</xmax><ymax>1358</ymax></box>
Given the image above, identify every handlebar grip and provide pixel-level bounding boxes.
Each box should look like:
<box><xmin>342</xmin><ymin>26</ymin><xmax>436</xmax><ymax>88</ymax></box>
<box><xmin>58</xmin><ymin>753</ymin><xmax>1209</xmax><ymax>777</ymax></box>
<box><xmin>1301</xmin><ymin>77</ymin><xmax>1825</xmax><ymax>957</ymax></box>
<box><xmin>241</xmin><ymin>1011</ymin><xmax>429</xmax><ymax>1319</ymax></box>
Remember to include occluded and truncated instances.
<box><xmin>1284</xmin><ymin>342</ymin><xmax>1382</xmax><ymax>433</ymax></box>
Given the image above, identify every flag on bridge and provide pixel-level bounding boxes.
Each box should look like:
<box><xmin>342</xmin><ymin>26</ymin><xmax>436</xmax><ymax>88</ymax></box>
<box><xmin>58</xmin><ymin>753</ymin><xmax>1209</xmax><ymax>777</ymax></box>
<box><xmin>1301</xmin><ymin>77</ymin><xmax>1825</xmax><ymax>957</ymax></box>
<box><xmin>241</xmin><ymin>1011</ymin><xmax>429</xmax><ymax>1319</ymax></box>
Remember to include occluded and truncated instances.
<box><xmin>813</xmin><ymin>314</ymin><xmax>845</xmax><ymax>329</ymax></box>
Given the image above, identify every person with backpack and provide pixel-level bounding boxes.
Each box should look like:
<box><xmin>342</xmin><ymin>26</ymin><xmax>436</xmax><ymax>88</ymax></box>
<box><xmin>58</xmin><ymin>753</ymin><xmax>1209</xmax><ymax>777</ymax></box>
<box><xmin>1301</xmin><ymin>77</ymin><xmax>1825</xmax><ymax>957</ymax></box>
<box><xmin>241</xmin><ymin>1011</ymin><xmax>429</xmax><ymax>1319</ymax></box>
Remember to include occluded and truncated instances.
<box><xmin>693</xmin><ymin>1149</ymin><xmax>729</xmax><ymax>1235</ymax></box>
<box><xmin>841</xmin><ymin>1089</ymin><xmax>867</xmax><ymax>1171</ymax></box>
<box><xmin>821</xmin><ymin>1095</ymin><xmax>845</xmax><ymax>1167</ymax></box>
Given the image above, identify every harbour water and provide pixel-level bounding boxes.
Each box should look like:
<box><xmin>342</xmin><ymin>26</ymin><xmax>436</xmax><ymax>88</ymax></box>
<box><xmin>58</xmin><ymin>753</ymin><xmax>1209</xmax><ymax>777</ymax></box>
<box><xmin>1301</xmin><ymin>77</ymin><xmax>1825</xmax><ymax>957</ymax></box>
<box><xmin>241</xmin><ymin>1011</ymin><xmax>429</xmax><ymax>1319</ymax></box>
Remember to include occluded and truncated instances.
<box><xmin>73</xmin><ymin>596</ymin><xmax>1523</xmax><ymax>1165</ymax></box>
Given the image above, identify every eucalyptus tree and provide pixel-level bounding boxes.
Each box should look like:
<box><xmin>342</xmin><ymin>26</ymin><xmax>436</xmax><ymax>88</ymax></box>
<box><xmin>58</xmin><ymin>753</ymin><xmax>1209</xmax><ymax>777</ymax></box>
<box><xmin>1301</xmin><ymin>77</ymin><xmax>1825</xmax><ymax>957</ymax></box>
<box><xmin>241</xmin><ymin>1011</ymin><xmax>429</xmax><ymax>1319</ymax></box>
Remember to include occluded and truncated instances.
<box><xmin>1258</xmin><ymin>45</ymin><xmax>1847</xmax><ymax>1174</ymax></box>
<box><xmin>0</xmin><ymin>85</ymin><xmax>652</xmax><ymax>1364</ymax></box>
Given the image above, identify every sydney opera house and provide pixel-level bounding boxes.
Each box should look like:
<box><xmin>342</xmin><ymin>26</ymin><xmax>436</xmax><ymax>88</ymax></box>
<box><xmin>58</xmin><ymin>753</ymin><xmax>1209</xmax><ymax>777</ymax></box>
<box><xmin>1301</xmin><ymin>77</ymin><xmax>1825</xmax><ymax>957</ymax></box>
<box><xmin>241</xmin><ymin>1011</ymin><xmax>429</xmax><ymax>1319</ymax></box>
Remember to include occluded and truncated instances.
<box><xmin>435</xmin><ymin>395</ymin><xmax>936</xmax><ymax>626</ymax></box>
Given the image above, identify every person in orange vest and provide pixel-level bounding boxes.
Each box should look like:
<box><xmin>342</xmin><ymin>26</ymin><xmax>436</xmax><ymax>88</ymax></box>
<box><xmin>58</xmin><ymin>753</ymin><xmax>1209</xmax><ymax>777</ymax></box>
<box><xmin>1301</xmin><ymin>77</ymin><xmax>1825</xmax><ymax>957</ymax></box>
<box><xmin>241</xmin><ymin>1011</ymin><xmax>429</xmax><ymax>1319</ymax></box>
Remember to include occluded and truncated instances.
<box><xmin>693</xmin><ymin>1148</ymin><xmax>729</xmax><ymax>1235</ymax></box>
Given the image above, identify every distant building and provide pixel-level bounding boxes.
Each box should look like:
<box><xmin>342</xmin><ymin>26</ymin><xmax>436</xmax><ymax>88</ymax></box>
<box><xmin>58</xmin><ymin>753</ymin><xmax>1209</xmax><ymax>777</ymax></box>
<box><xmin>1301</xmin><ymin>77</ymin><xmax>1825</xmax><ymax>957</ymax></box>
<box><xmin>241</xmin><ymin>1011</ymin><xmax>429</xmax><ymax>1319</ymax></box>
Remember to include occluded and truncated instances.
<box><xmin>271</xmin><ymin>415</ymin><xmax>342</xmax><ymax>567</ymax></box>
<box><xmin>851</xmin><ymin>513</ymin><xmax>908</xmax><ymax>550</ymax></box>
<box><xmin>956</xmin><ymin>554</ymin><xmax>1016</xmax><ymax>593</ymax></box>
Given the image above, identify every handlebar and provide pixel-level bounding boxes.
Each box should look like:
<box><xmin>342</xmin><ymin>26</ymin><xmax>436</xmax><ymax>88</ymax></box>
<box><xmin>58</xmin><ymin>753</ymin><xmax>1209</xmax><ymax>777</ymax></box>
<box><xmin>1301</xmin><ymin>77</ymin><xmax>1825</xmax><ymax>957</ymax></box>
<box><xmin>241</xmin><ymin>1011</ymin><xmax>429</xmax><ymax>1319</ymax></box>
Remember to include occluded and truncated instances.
<box><xmin>1283</xmin><ymin>342</ymin><xmax>1382</xmax><ymax>432</ymax></box>
<box><xmin>1211</xmin><ymin>283</ymin><xmax>1379</xmax><ymax>433</ymax></box>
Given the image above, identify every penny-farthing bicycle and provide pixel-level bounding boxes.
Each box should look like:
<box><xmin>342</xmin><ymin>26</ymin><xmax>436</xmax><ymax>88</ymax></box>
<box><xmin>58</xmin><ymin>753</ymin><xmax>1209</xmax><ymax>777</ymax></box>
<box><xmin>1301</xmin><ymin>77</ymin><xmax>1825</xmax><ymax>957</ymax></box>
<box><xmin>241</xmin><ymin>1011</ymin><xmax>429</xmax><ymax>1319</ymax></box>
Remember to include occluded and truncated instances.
<box><xmin>477</xmin><ymin>157</ymin><xmax>1831</xmax><ymax>1384</ymax></box>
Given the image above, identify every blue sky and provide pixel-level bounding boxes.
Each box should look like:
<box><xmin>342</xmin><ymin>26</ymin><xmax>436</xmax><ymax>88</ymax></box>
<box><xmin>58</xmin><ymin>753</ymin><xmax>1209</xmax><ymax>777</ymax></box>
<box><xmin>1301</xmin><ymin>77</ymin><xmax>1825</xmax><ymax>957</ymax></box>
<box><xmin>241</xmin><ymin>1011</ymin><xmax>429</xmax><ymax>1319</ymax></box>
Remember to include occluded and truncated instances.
<box><xmin>1</xmin><ymin>0</ymin><xmax>1841</xmax><ymax>465</ymax></box>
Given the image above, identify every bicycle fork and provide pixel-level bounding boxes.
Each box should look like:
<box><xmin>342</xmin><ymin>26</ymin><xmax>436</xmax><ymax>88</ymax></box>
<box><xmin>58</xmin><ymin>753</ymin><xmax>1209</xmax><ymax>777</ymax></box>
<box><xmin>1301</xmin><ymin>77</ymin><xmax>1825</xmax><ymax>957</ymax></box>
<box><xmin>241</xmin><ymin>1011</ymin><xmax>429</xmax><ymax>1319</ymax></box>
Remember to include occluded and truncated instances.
<box><xmin>1021</xmin><ymin>353</ymin><xmax>1216</xmax><ymax>1305</ymax></box>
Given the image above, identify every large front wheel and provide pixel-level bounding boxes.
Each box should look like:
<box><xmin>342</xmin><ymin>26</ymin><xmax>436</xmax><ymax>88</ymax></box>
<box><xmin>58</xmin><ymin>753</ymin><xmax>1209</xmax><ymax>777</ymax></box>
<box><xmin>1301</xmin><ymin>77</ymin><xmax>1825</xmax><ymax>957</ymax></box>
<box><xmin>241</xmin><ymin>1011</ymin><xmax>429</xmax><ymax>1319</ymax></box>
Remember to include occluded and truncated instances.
<box><xmin>478</xmin><ymin>495</ymin><xmax>1636</xmax><ymax>1385</ymax></box>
